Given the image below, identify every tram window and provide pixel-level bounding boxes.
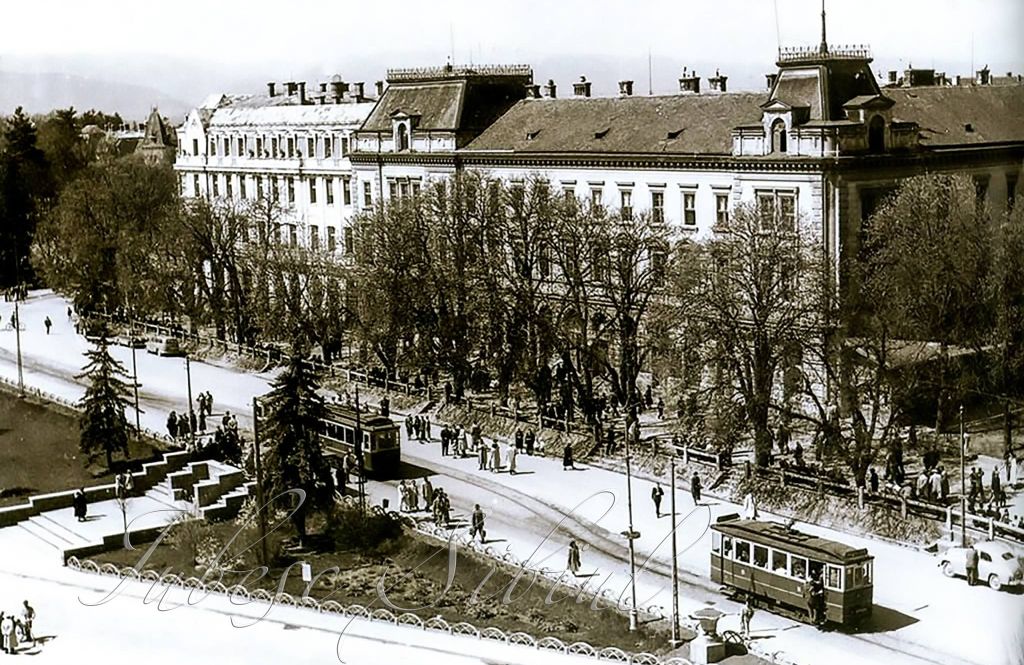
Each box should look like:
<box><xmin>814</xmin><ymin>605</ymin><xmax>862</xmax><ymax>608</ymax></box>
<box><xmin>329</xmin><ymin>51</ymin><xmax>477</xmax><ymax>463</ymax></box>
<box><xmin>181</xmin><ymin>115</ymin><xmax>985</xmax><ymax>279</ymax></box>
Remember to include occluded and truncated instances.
<box><xmin>712</xmin><ymin>532</ymin><xmax>721</xmax><ymax>553</ymax></box>
<box><xmin>753</xmin><ymin>545</ymin><xmax>769</xmax><ymax>569</ymax></box>
<box><xmin>791</xmin><ymin>556</ymin><xmax>808</xmax><ymax>579</ymax></box>
<box><xmin>865</xmin><ymin>560</ymin><xmax>873</xmax><ymax>583</ymax></box>
<box><xmin>722</xmin><ymin>536</ymin><xmax>733</xmax><ymax>559</ymax></box>
<box><xmin>826</xmin><ymin>565</ymin><xmax>843</xmax><ymax>591</ymax></box>
<box><xmin>735</xmin><ymin>541</ymin><xmax>750</xmax><ymax>564</ymax></box>
<box><xmin>772</xmin><ymin>550</ymin><xmax>789</xmax><ymax>574</ymax></box>
<box><xmin>344</xmin><ymin>427</ymin><xmax>354</xmax><ymax>444</ymax></box>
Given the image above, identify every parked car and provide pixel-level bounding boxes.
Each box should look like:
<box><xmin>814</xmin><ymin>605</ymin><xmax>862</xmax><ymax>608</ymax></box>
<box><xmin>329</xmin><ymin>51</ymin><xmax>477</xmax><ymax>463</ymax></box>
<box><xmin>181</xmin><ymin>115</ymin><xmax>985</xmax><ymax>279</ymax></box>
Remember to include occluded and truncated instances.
<box><xmin>146</xmin><ymin>336</ymin><xmax>182</xmax><ymax>356</ymax></box>
<box><xmin>939</xmin><ymin>541</ymin><xmax>1024</xmax><ymax>591</ymax></box>
<box><xmin>117</xmin><ymin>333</ymin><xmax>147</xmax><ymax>349</ymax></box>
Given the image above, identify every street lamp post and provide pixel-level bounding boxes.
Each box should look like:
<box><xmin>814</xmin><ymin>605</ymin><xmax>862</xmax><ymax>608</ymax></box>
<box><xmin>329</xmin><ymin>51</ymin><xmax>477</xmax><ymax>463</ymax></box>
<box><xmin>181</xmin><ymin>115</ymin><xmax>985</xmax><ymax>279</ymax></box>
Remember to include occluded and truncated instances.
<box><xmin>185</xmin><ymin>354</ymin><xmax>195</xmax><ymax>447</ymax></box>
<box><xmin>354</xmin><ymin>384</ymin><xmax>366</xmax><ymax>514</ymax></box>
<box><xmin>13</xmin><ymin>296</ymin><xmax>24</xmax><ymax>397</ymax></box>
<box><xmin>670</xmin><ymin>457</ymin><xmax>681</xmax><ymax>647</ymax></box>
<box><xmin>623</xmin><ymin>407</ymin><xmax>639</xmax><ymax>632</ymax></box>
<box><xmin>960</xmin><ymin>404</ymin><xmax>967</xmax><ymax>547</ymax></box>
<box><xmin>130</xmin><ymin>320</ymin><xmax>142</xmax><ymax>440</ymax></box>
<box><xmin>251</xmin><ymin>396</ymin><xmax>269</xmax><ymax>565</ymax></box>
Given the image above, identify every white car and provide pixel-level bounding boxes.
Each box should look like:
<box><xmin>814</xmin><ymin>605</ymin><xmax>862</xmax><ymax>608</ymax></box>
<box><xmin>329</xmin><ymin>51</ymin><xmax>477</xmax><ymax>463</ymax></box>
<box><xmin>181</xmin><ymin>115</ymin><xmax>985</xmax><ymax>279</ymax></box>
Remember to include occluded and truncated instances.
<box><xmin>146</xmin><ymin>336</ymin><xmax>182</xmax><ymax>356</ymax></box>
<box><xmin>939</xmin><ymin>541</ymin><xmax>1024</xmax><ymax>591</ymax></box>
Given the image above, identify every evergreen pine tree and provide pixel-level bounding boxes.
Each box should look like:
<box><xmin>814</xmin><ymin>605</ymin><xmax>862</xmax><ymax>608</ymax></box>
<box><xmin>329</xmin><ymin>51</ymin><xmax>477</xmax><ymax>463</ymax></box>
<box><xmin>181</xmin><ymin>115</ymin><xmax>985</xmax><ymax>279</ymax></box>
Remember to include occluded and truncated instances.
<box><xmin>76</xmin><ymin>324</ymin><xmax>132</xmax><ymax>469</ymax></box>
<box><xmin>261</xmin><ymin>348</ymin><xmax>332</xmax><ymax>546</ymax></box>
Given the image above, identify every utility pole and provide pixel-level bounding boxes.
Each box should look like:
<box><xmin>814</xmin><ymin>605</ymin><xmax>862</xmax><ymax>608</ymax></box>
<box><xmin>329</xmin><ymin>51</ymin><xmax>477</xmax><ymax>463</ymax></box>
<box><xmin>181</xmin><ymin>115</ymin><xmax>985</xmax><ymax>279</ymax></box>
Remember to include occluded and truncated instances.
<box><xmin>354</xmin><ymin>384</ymin><xmax>366</xmax><ymax>514</ymax></box>
<box><xmin>960</xmin><ymin>403</ymin><xmax>967</xmax><ymax>547</ymax></box>
<box><xmin>252</xmin><ymin>396</ymin><xmax>269</xmax><ymax>565</ymax></box>
<box><xmin>13</xmin><ymin>297</ymin><xmax>24</xmax><ymax>397</ymax></box>
<box><xmin>670</xmin><ymin>457</ymin><xmax>680</xmax><ymax>647</ymax></box>
<box><xmin>623</xmin><ymin>405</ymin><xmax>639</xmax><ymax>632</ymax></box>
<box><xmin>185</xmin><ymin>354</ymin><xmax>195</xmax><ymax>447</ymax></box>
<box><xmin>130</xmin><ymin>320</ymin><xmax>141</xmax><ymax>440</ymax></box>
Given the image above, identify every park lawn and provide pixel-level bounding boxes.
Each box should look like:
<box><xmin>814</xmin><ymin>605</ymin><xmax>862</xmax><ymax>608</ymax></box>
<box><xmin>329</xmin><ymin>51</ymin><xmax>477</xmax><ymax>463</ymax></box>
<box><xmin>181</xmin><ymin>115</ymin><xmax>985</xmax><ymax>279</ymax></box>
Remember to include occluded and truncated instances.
<box><xmin>95</xmin><ymin>523</ymin><xmax>683</xmax><ymax>657</ymax></box>
<box><xmin>0</xmin><ymin>390</ymin><xmax>162</xmax><ymax>506</ymax></box>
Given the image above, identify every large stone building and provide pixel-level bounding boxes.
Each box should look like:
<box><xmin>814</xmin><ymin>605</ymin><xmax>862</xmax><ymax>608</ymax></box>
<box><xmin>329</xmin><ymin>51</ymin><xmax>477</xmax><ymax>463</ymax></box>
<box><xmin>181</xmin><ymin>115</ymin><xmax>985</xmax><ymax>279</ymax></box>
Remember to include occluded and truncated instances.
<box><xmin>174</xmin><ymin>76</ymin><xmax>376</xmax><ymax>252</ymax></box>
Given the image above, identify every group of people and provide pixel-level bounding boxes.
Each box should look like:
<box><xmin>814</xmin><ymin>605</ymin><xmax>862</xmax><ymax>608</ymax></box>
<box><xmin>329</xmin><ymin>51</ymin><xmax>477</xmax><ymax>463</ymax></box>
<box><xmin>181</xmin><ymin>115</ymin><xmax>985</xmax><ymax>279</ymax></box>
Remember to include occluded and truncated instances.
<box><xmin>802</xmin><ymin>569</ymin><xmax>828</xmax><ymax>629</ymax></box>
<box><xmin>2</xmin><ymin>285</ymin><xmax>28</xmax><ymax>303</ymax></box>
<box><xmin>0</xmin><ymin>601</ymin><xmax>35</xmax><ymax>654</ymax></box>
<box><xmin>396</xmin><ymin>478</ymin><xmax>432</xmax><ymax>512</ymax></box>
<box><xmin>967</xmin><ymin>466</ymin><xmax>1006</xmax><ymax>512</ymax></box>
<box><xmin>914</xmin><ymin>466</ymin><xmax>951</xmax><ymax>504</ymax></box>
<box><xmin>404</xmin><ymin>415</ymin><xmax>432</xmax><ymax>442</ymax></box>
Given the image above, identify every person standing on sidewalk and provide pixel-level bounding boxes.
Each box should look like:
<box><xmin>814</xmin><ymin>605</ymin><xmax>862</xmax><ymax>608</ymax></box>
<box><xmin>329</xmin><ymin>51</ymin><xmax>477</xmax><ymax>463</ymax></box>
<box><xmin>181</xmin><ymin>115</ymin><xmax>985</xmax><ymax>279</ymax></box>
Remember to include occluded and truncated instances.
<box><xmin>508</xmin><ymin>444</ymin><xmax>518</xmax><ymax>475</ymax></box>
<box><xmin>44</xmin><ymin>316</ymin><xmax>52</xmax><ymax>335</ymax></box>
<box><xmin>562</xmin><ymin>443</ymin><xmax>575</xmax><ymax>470</ymax></box>
<box><xmin>691</xmin><ymin>472</ymin><xmax>702</xmax><ymax>505</ymax></box>
<box><xmin>515</xmin><ymin>428</ymin><xmax>524</xmax><ymax>453</ymax></box>
<box><xmin>966</xmin><ymin>545</ymin><xmax>979</xmax><ymax>586</ymax></box>
<box><xmin>20</xmin><ymin>601</ymin><xmax>34</xmax><ymax>647</ymax></box>
<box><xmin>490</xmin><ymin>442</ymin><xmax>501</xmax><ymax>473</ymax></box>
<box><xmin>478</xmin><ymin>443</ymin><xmax>488</xmax><ymax>471</ymax></box>
<box><xmin>470</xmin><ymin>504</ymin><xmax>486</xmax><ymax>543</ymax></box>
<box><xmin>422</xmin><ymin>477</ymin><xmax>434</xmax><ymax>508</ymax></box>
<box><xmin>525</xmin><ymin>429</ymin><xmax>536</xmax><ymax>456</ymax></box>
<box><xmin>567</xmin><ymin>540</ymin><xmax>582</xmax><ymax>576</ymax></box>
<box><xmin>651</xmin><ymin>484</ymin><xmax>664</xmax><ymax>518</ymax></box>
<box><xmin>740</xmin><ymin>597</ymin><xmax>755</xmax><ymax>638</ymax></box>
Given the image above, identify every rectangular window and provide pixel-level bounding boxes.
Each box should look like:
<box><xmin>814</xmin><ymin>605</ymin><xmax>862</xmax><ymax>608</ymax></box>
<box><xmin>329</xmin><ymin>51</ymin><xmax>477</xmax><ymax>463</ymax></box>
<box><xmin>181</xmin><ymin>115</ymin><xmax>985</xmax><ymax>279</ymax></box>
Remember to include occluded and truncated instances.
<box><xmin>325</xmin><ymin>177</ymin><xmax>335</xmax><ymax>205</ymax></box>
<box><xmin>256</xmin><ymin>137</ymin><xmax>263</xmax><ymax>156</ymax></box>
<box><xmin>192</xmin><ymin>138</ymin><xmax>199</xmax><ymax>155</ymax></box>
<box><xmin>790</xmin><ymin>556</ymin><xmax>808</xmax><ymax>580</ymax></box>
<box><xmin>271</xmin><ymin>177</ymin><xmax>279</xmax><ymax>201</ymax></box>
<box><xmin>271</xmin><ymin>137</ymin><xmax>278</xmax><ymax>156</ymax></box>
<box><xmin>310</xmin><ymin>225</ymin><xmax>319</xmax><ymax>250</ymax></box>
<box><xmin>239</xmin><ymin>176</ymin><xmax>247</xmax><ymax>199</ymax></box>
<box><xmin>225</xmin><ymin>175</ymin><xmax>233</xmax><ymax>198</ymax></box>
<box><xmin>735</xmin><ymin>540</ymin><xmax>750</xmax><ymax>564</ymax></box>
<box><xmin>388</xmin><ymin>180</ymin><xmax>398</xmax><ymax>200</ymax></box>
<box><xmin>342</xmin><ymin>177</ymin><xmax>352</xmax><ymax>205</ymax></box>
<box><xmin>620</xmin><ymin>190</ymin><xmax>632</xmax><ymax>220</ymax></box>
<box><xmin>757</xmin><ymin>190</ymin><xmax>798</xmax><ymax>231</ymax></box>
<box><xmin>772</xmin><ymin>550</ymin><xmax>789</xmax><ymax>575</ymax></box>
<box><xmin>826</xmin><ymin>565</ymin><xmax>843</xmax><ymax>591</ymax></box>
<box><xmin>778</xmin><ymin>193</ymin><xmax>796</xmax><ymax>231</ymax></box>
<box><xmin>363</xmin><ymin>181</ymin><xmax>372</xmax><ymax>207</ymax></box>
<box><xmin>192</xmin><ymin>174</ymin><xmax>200</xmax><ymax>196</ymax></box>
<box><xmin>399</xmin><ymin>180</ymin><xmax>410</xmax><ymax>199</ymax></box>
<box><xmin>591</xmin><ymin>188</ymin><xmax>603</xmax><ymax>209</ymax></box>
<box><xmin>753</xmin><ymin>544</ymin><xmax>769</xmax><ymax>569</ymax></box>
<box><xmin>307</xmin><ymin>137</ymin><xmax>315</xmax><ymax>158</ymax></box>
<box><xmin>716</xmin><ymin>193</ymin><xmax>730</xmax><ymax>225</ymax></box>
<box><xmin>651</xmin><ymin>190</ymin><xmax>664</xmax><ymax>223</ymax></box>
<box><xmin>289</xmin><ymin>225</ymin><xmax>297</xmax><ymax>247</ymax></box>
<box><xmin>563</xmin><ymin>187</ymin><xmax>575</xmax><ymax>202</ymax></box>
<box><xmin>287</xmin><ymin>137</ymin><xmax>295</xmax><ymax>158</ymax></box>
<box><xmin>209</xmin><ymin>138</ymin><xmax>217</xmax><ymax>156</ymax></box>
<box><xmin>287</xmin><ymin>177</ymin><xmax>295</xmax><ymax>204</ymax></box>
<box><xmin>237</xmin><ymin>137</ymin><xmax>244</xmax><ymax>156</ymax></box>
<box><xmin>324</xmin><ymin>136</ymin><xmax>333</xmax><ymax>158</ymax></box>
<box><xmin>411</xmin><ymin>181</ymin><xmax>421</xmax><ymax>198</ymax></box>
<box><xmin>212</xmin><ymin>175</ymin><xmax>219</xmax><ymax>197</ymax></box>
<box><xmin>711</xmin><ymin>531</ymin><xmax>722</xmax><ymax>553</ymax></box>
<box><xmin>722</xmin><ymin>536</ymin><xmax>733</xmax><ymax>559</ymax></box>
<box><xmin>341</xmin><ymin>136</ymin><xmax>349</xmax><ymax>156</ymax></box>
<box><xmin>223</xmin><ymin>138</ymin><xmax>230</xmax><ymax>156</ymax></box>
<box><xmin>683</xmin><ymin>191</ymin><xmax>696</xmax><ymax>226</ymax></box>
<box><xmin>344</xmin><ymin>227</ymin><xmax>354</xmax><ymax>254</ymax></box>
<box><xmin>256</xmin><ymin>176</ymin><xmax>264</xmax><ymax>200</ymax></box>
<box><xmin>327</xmin><ymin>226</ymin><xmax>337</xmax><ymax>252</ymax></box>
<box><xmin>309</xmin><ymin>178</ymin><xmax>317</xmax><ymax>204</ymax></box>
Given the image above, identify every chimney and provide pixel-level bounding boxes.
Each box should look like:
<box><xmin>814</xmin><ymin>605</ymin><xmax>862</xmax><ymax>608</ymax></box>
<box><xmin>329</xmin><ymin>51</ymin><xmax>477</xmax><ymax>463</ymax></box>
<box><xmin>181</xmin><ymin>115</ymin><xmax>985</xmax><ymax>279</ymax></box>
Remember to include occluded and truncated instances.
<box><xmin>678</xmin><ymin>67</ymin><xmax>700</xmax><ymax>94</ymax></box>
<box><xmin>285</xmin><ymin>81</ymin><xmax>297</xmax><ymax>96</ymax></box>
<box><xmin>618</xmin><ymin>80</ymin><xmax>634</xmax><ymax>96</ymax></box>
<box><xmin>542</xmin><ymin>79</ymin><xmax>557</xmax><ymax>98</ymax></box>
<box><xmin>765</xmin><ymin>73</ymin><xmax>778</xmax><ymax>90</ymax></box>
<box><xmin>572</xmin><ymin>76</ymin><xmax>592</xmax><ymax>97</ymax></box>
<box><xmin>329</xmin><ymin>79</ymin><xmax>346</xmax><ymax>103</ymax></box>
<box><xmin>352</xmin><ymin>82</ymin><xmax>365</xmax><ymax>100</ymax></box>
<box><xmin>267</xmin><ymin>82</ymin><xmax>277</xmax><ymax>97</ymax></box>
<box><xmin>525</xmin><ymin>83</ymin><xmax>542</xmax><ymax>98</ymax></box>
<box><xmin>375</xmin><ymin>80</ymin><xmax>385</xmax><ymax>97</ymax></box>
<box><xmin>708</xmin><ymin>69</ymin><xmax>727</xmax><ymax>92</ymax></box>
<box><xmin>298</xmin><ymin>81</ymin><xmax>307</xmax><ymax>104</ymax></box>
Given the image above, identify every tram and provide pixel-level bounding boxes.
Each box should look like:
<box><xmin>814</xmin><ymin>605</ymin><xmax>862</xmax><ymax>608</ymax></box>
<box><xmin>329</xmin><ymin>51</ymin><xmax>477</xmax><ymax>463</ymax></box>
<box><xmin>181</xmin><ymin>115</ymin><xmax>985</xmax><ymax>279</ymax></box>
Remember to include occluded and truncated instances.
<box><xmin>255</xmin><ymin>398</ymin><xmax>401</xmax><ymax>478</ymax></box>
<box><xmin>710</xmin><ymin>515</ymin><xmax>874</xmax><ymax>627</ymax></box>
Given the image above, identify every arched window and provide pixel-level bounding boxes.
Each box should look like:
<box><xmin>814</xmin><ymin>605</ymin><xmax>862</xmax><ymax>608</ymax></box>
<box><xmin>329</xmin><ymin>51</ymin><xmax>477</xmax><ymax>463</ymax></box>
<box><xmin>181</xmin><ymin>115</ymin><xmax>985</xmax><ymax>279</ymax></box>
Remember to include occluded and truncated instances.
<box><xmin>868</xmin><ymin>115</ymin><xmax>885</xmax><ymax>153</ymax></box>
<box><xmin>396</xmin><ymin>123</ymin><xmax>409</xmax><ymax>151</ymax></box>
<box><xmin>771</xmin><ymin>119</ymin><xmax>788</xmax><ymax>154</ymax></box>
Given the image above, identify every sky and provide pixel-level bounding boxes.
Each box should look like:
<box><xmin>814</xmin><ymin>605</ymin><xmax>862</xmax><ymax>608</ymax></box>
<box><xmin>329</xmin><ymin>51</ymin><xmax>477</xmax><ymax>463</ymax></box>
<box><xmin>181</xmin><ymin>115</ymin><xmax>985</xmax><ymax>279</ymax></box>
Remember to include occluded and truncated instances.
<box><xmin>0</xmin><ymin>0</ymin><xmax>1022</xmax><ymax>111</ymax></box>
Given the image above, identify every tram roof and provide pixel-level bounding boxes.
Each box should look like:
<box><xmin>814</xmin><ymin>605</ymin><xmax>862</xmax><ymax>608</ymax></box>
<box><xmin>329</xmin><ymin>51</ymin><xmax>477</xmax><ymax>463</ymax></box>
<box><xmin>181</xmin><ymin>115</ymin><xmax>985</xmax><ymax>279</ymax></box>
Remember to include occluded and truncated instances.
<box><xmin>711</xmin><ymin>517</ymin><xmax>872</xmax><ymax>565</ymax></box>
<box><xmin>323</xmin><ymin>402</ymin><xmax>396</xmax><ymax>429</ymax></box>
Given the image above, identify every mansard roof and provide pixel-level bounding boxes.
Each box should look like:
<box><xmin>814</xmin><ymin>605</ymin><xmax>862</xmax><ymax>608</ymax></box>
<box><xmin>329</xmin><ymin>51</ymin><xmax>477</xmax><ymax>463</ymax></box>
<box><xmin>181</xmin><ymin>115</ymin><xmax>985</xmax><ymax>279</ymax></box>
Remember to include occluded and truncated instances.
<box><xmin>363</xmin><ymin>80</ymin><xmax>466</xmax><ymax>132</ymax></box>
<box><xmin>463</xmin><ymin>93</ymin><xmax>764</xmax><ymax>155</ymax></box>
<box><xmin>887</xmin><ymin>85</ymin><xmax>1024</xmax><ymax>146</ymax></box>
<box><xmin>208</xmin><ymin>102</ymin><xmax>375</xmax><ymax>128</ymax></box>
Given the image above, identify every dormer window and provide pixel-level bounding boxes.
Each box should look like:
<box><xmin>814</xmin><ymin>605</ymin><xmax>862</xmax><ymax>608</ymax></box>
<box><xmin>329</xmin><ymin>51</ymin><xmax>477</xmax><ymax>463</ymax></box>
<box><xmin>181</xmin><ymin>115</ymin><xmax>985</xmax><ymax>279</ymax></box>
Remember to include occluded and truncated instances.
<box><xmin>396</xmin><ymin>123</ymin><xmax>409</xmax><ymax>151</ymax></box>
<box><xmin>771</xmin><ymin>119</ymin><xmax>788</xmax><ymax>154</ymax></box>
<box><xmin>868</xmin><ymin>115</ymin><xmax>885</xmax><ymax>153</ymax></box>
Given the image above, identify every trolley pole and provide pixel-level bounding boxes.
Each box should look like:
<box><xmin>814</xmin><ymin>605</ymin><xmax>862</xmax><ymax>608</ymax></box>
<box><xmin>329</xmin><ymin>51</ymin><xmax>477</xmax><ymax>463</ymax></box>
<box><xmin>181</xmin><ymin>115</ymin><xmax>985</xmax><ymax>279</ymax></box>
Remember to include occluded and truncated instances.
<box><xmin>130</xmin><ymin>320</ymin><xmax>142</xmax><ymax>441</ymax></box>
<box><xmin>355</xmin><ymin>384</ymin><xmax>366</xmax><ymax>514</ymax></box>
<box><xmin>185</xmin><ymin>354</ymin><xmax>195</xmax><ymax>447</ymax></box>
<box><xmin>252</xmin><ymin>396</ymin><xmax>268</xmax><ymax>565</ymax></box>
<box><xmin>670</xmin><ymin>458</ymin><xmax>680</xmax><ymax>647</ymax></box>
<box><xmin>960</xmin><ymin>404</ymin><xmax>967</xmax><ymax>547</ymax></box>
<box><xmin>13</xmin><ymin>297</ymin><xmax>24</xmax><ymax>397</ymax></box>
<box><xmin>624</xmin><ymin>408</ymin><xmax>639</xmax><ymax>632</ymax></box>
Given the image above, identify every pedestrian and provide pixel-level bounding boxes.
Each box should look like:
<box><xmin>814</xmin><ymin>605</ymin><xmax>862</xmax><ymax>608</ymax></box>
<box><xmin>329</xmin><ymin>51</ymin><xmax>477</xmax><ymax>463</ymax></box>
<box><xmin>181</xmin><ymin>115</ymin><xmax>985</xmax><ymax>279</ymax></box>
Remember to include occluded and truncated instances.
<box><xmin>991</xmin><ymin>467</ymin><xmax>1002</xmax><ymax>506</ymax></box>
<box><xmin>657</xmin><ymin>397</ymin><xmax>665</xmax><ymax>420</ymax></box>
<box><xmin>67</xmin><ymin>306</ymin><xmax>72</xmax><ymax>320</ymax></box>
<box><xmin>440</xmin><ymin>490</ymin><xmax>451</xmax><ymax>526</ymax></box>
<box><xmin>410</xmin><ymin>478</ymin><xmax>420</xmax><ymax>511</ymax></box>
<box><xmin>691</xmin><ymin>472</ymin><xmax>702</xmax><ymax>504</ymax></box>
<box><xmin>458</xmin><ymin>427</ymin><xmax>468</xmax><ymax>457</ymax></box>
<box><xmin>222</xmin><ymin>411</ymin><xmax>231</xmax><ymax>429</ymax></box>
<box><xmin>20</xmin><ymin>601</ymin><xmax>34</xmax><ymax>647</ymax></box>
<box><xmin>422</xmin><ymin>478</ymin><xmax>434</xmax><ymax>508</ymax></box>
<box><xmin>444</xmin><ymin>381</ymin><xmax>452</xmax><ymax>405</ymax></box>
<box><xmin>424</xmin><ymin>416</ymin><xmax>431</xmax><ymax>441</ymax></box>
<box><xmin>515</xmin><ymin>428</ymin><xmax>524</xmax><ymax>452</ymax></box>
<box><xmin>405</xmin><ymin>417</ymin><xmax>414</xmax><ymax>441</ymax></box>
<box><xmin>178</xmin><ymin>412</ymin><xmax>189</xmax><ymax>438</ymax></box>
<box><xmin>440</xmin><ymin>427</ymin><xmax>450</xmax><ymax>456</ymax></box>
<box><xmin>605</xmin><ymin>428</ymin><xmax>616</xmax><ymax>455</ymax></box>
<box><xmin>743</xmin><ymin>491</ymin><xmax>759</xmax><ymax>519</ymax></box>
<box><xmin>740</xmin><ymin>597</ymin><xmax>755</xmax><ymax>638</ymax></box>
<box><xmin>0</xmin><ymin>611</ymin><xmax>16</xmax><ymax>655</ymax></box>
<box><xmin>567</xmin><ymin>539</ymin><xmax>582</xmax><ymax>576</ymax></box>
<box><xmin>167</xmin><ymin>411</ymin><xmax>179</xmax><ymax>440</ymax></box>
<box><xmin>651</xmin><ymin>483</ymin><xmax>664</xmax><ymax>518</ymax></box>
<box><xmin>916</xmin><ymin>469</ymin><xmax>930</xmax><ymax>500</ymax></box>
<box><xmin>940</xmin><ymin>467</ymin><xmax>950</xmax><ymax>503</ymax></box>
<box><xmin>189</xmin><ymin>410</ymin><xmax>198</xmax><ymax>436</ymax></box>
<box><xmin>205</xmin><ymin>391</ymin><xmax>214</xmax><ymax>416</ymax></box>
<box><xmin>397</xmin><ymin>481</ymin><xmax>408</xmax><ymax>512</ymax></box>
<box><xmin>508</xmin><ymin>444</ymin><xmax>517</xmax><ymax>475</ymax></box>
<box><xmin>44</xmin><ymin>315</ymin><xmax>52</xmax><ymax>334</ymax></box>
<box><xmin>869</xmin><ymin>467</ymin><xmax>879</xmax><ymax>494</ymax></box>
<box><xmin>73</xmin><ymin>488</ymin><xmax>87</xmax><ymax>522</ymax></box>
<box><xmin>478</xmin><ymin>443</ymin><xmax>488</xmax><ymax>471</ymax></box>
<box><xmin>490</xmin><ymin>442</ymin><xmax>501</xmax><ymax>473</ymax></box>
<box><xmin>525</xmin><ymin>429</ymin><xmax>535</xmax><ymax>456</ymax></box>
<box><xmin>470</xmin><ymin>504</ymin><xmax>486</xmax><ymax>542</ymax></box>
<box><xmin>199</xmin><ymin>410</ymin><xmax>207</xmax><ymax>432</ymax></box>
<box><xmin>966</xmin><ymin>545</ymin><xmax>979</xmax><ymax>586</ymax></box>
<box><xmin>930</xmin><ymin>468</ymin><xmax>942</xmax><ymax>503</ymax></box>
<box><xmin>562</xmin><ymin>442</ymin><xmax>575</xmax><ymax>470</ymax></box>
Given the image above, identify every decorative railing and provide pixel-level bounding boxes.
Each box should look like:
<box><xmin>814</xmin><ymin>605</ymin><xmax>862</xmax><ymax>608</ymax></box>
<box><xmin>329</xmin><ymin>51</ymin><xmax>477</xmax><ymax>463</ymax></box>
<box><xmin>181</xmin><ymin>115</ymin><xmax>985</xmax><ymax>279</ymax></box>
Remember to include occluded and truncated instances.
<box><xmin>386</xmin><ymin>64</ymin><xmax>533</xmax><ymax>82</ymax></box>
<box><xmin>777</xmin><ymin>45</ymin><xmax>872</xmax><ymax>63</ymax></box>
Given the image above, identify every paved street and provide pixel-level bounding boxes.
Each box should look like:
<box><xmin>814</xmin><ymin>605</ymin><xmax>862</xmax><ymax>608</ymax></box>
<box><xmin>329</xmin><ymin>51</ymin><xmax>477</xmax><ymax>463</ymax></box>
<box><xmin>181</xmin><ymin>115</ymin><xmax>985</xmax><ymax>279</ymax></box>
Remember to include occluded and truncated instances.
<box><xmin>2</xmin><ymin>291</ymin><xmax>1023</xmax><ymax>665</ymax></box>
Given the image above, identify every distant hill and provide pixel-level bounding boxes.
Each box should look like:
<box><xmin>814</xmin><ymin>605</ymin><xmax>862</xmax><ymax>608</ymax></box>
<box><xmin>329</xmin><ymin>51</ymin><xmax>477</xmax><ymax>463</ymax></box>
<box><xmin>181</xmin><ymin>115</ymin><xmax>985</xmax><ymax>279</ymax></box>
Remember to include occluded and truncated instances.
<box><xmin>0</xmin><ymin>70</ymin><xmax>190</xmax><ymax>123</ymax></box>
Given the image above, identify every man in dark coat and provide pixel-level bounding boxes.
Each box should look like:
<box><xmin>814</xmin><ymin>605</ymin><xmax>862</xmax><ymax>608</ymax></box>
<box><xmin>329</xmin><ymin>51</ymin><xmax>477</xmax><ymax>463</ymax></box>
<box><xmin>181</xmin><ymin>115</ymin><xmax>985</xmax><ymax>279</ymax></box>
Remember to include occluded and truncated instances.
<box><xmin>691</xmin><ymin>472</ymin><xmax>702</xmax><ymax>504</ymax></box>
<box><xmin>562</xmin><ymin>443</ymin><xmax>575</xmax><ymax>470</ymax></box>
<box><xmin>167</xmin><ymin>411</ymin><xmax>179</xmax><ymax>440</ymax></box>
<box><xmin>470</xmin><ymin>504</ymin><xmax>486</xmax><ymax>542</ymax></box>
<box><xmin>966</xmin><ymin>546</ymin><xmax>979</xmax><ymax>586</ymax></box>
<box><xmin>525</xmin><ymin>429</ymin><xmax>535</xmax><ymax>456</ymax></box>
<box><xmin>651</xmin><ymin>484</ymin><xmax>664</xmax><ymax>518</ymax></box>
<box><xmin>514</xmin><ymin>428</ymin><xmax>524</xmax><ymax>452</ymax></box>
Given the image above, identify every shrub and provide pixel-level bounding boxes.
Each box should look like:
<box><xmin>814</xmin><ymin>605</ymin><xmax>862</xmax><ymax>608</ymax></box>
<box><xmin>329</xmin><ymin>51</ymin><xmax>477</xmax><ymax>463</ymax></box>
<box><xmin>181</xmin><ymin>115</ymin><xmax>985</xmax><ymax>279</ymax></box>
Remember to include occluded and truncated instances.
<box><xmin>326</xmin><ymin>502</ymin><xmax>404</xmax><ymax>554</ymax></box>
